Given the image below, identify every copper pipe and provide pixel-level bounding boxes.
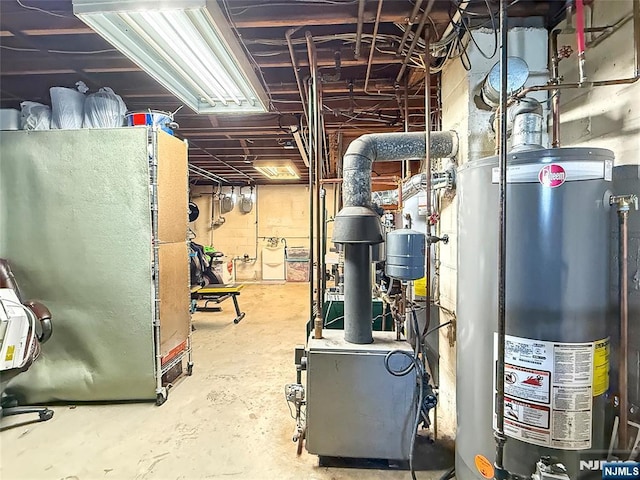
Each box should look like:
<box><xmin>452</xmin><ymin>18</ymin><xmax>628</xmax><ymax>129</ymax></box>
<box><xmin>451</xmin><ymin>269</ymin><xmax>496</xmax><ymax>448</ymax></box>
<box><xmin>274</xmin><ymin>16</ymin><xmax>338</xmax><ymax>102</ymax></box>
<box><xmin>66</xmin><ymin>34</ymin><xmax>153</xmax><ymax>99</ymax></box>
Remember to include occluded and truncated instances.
<box><xmin>619</xmin><ymin>207</ymin><xmax>629</xmax><ymax>451</ymax></box>
<box><xmin>397</xmin><ymin>0</ymin><xmax>425</xmax><ymax>56</ymax></box>
<box><xmin>403</xmin><ymin>75</ymin><xmax>410</xmax><ymax>183</ymax></box>
<box><xmin>550</xmin><ymin>29</ymin><xmax>562</xmax><ymax>148</ymax></box>
<box><xmin>395</xmin><ymin>0</ymin><xmax>435</xmax><ymax>85</ymax></box>
<box><xmin>423</xmin><ymin>28</ymin><xmax>432</xmax><ymax>339</ymax></box>
<box><xmin>355</xmin><ymin>0</ymin><xmax>366</xmax><ymax>58</ymax></box>
<box><xmin>635</xmin><ymin>0</ymin><xmax>640</xmax><ymax>77</ymax></box>
<box><xmin>364</xmin><ymin>0</ymin><xmax>384</xmax><ymax>94</ymax></box>
<box><xmin>517</xmin><ymin>0</ymin><xmax>640</xmax><ymax>100</ymax></box>
<box><xmin>610</xmin><ymin>194</ymin><xmax>638</xmax><ymax>453</ymax></box>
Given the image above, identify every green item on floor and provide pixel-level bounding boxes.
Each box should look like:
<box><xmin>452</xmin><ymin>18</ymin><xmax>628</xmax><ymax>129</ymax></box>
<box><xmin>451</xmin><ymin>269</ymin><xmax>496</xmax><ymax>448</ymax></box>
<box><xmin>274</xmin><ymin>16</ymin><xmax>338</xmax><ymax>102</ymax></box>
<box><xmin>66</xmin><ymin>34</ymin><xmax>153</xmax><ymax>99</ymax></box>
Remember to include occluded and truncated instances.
<box><xmin>306</xmin><ymin>299</ymin><xmax>394</xmax><ymax>337</ymax></box>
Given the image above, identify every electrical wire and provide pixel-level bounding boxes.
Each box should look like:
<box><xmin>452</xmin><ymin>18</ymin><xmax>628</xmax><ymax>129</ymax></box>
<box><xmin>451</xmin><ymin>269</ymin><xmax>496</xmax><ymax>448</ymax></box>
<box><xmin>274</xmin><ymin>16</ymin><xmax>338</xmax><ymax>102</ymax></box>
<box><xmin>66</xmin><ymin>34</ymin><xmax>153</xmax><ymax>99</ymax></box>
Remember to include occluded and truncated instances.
<box><xmin>383</xmin><ymin>309</ymin><xmax>425</xmax><ymax>480</ymax></box>
<box><xmin>324</xmin><ymin>312</ymin><xmax>385</xmax><ymax>327</ymax></box>
<box><xmin>15</xmin><ymin>0</ymin><xmax>71</xmax><ymax>18</ymax></box>
<box><xmin>439</xmin><ymin>466</ymin><xmax>456</xmax><ymax>480</ymax></box>
<box><xmin>230</xmin><ymin>0</ymin><xmax>359</xmax><ymax>15</ymax></box>
<box><xmin>457</xmin><ymin>0</ymin><xmax>498</xmax><ymax>59</ymax></box>
<box><xmin>0</xmin><ymin>44</ymin><xmax>118</xmax><ymax>55</ymax></box>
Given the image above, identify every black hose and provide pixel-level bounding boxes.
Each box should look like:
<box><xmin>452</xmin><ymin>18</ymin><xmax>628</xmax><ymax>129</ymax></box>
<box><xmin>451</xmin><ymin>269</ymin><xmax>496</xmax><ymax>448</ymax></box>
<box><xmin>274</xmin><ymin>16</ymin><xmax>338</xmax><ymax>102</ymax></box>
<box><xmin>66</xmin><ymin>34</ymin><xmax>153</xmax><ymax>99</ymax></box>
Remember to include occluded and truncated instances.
<box><xmin>439</xmin><ymin>466</ymin><xmax>455</xmax><ymax>480</ymax></box>
<box><xmin>383</xmin><ymin>306</ymin><xmax>425</xmax><ymax>480</ymax></box>
<box><xmin>422</xmin><ymin>320</ymin><xmax>452</xmax><ymax>342</ymax></box>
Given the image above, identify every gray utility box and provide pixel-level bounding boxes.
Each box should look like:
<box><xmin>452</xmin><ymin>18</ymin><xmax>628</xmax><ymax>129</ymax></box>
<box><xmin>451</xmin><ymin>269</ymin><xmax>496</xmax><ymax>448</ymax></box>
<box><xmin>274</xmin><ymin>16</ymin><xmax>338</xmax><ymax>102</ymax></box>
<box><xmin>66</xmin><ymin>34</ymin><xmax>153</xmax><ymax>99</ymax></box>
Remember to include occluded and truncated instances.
<box><xmin>306</xmin><ymin>329</ymin><xmax>417</xmax><ymax>460</ymax></box>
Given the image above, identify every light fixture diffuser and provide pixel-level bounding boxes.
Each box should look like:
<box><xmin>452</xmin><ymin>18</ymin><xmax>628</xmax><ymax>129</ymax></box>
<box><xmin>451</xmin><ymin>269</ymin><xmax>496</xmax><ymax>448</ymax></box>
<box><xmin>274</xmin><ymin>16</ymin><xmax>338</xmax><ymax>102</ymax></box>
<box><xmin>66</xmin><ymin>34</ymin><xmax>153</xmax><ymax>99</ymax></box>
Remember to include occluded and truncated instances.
<box><xmin>73</xmin><ymin>0</ymin><xmax>269</xmax><ymax>114</ymax></box>
<box><xmin>253</xmin><ymin>160</ymin><xmax>300</xmax><ymax>180</ymax></box>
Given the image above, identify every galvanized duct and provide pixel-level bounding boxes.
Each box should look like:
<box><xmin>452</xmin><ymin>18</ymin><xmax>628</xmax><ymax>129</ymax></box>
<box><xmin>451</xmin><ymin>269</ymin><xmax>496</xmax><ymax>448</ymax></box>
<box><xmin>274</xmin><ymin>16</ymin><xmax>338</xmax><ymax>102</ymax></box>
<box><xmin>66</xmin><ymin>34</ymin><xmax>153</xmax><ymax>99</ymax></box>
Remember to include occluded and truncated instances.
<box><xmin>332</xmin><ymin>130</ymin><xmax>458</xmax><ymax>344</ymax></box>
<box><xmin>371</xmin><ymin>169</ymin><xmax>454</xmax><ymax>206</ymax></box>
<box><xmin>341</xmin><ymin>131</ymin><xmax>457</xmax><ymax>208</ymax></box>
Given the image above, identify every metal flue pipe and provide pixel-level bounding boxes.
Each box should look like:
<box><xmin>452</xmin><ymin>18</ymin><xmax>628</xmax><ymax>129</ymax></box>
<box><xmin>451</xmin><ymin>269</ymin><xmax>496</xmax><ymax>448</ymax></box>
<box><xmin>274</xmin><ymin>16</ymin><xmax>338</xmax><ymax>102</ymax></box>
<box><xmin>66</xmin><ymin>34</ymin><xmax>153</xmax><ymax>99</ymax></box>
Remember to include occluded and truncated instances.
<box><xmin>341</xmin><ymin>131</ymin><xmax>457</xmax><ymax>208</ymax></box>
<box><xmin>333</xmin><ymin>130</ymin><xmax>457</xmax><ymax>345</ymax></box>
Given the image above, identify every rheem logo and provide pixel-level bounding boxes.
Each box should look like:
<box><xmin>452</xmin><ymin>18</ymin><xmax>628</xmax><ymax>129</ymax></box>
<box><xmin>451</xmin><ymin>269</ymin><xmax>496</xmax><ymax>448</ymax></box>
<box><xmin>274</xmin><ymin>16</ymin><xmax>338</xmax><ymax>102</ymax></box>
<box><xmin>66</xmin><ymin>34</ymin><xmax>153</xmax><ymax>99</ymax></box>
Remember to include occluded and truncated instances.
<box><xmin>538</xmin><ymin>164</ymin><xmax>566</xmax><ymax>188</ymax></box>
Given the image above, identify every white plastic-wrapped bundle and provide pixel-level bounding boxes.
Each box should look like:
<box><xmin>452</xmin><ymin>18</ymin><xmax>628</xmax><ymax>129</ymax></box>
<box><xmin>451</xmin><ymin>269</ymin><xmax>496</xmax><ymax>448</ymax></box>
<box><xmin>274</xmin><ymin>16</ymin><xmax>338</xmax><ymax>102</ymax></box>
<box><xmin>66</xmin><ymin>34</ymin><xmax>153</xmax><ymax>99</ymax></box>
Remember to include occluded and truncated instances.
<box><xmin>83</xmin><ymin>87</ymin><xmax>127</xmax><ymax>128</ymax></box>
<box><xmin>20</xmin><ymin>101</ymin><xmax>51</xmax><ymax>130</ymax></box>
<box><xmin>50</xmin><ymin>81</ymin><xmax>87</xmax><ymax>129</ymax></box>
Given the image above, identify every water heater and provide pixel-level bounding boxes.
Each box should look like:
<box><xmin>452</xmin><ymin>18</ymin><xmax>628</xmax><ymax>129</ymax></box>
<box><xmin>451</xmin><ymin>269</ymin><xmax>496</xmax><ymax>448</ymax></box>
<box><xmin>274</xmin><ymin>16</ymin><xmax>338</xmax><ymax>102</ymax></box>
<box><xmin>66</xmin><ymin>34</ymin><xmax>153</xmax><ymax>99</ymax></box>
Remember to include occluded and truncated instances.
<box><xmin>456</xmin><ymin>147</ymin><xmax>614</xmax><ymax>479</ymax></box>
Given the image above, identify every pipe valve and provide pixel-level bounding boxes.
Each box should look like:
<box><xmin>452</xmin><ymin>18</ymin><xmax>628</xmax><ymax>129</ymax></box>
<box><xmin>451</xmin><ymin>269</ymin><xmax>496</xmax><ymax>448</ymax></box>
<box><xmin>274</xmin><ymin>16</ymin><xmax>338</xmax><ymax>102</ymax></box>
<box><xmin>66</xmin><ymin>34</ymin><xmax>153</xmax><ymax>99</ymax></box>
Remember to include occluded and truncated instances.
<box><xmin>610</xmin><ymin>194</ymin><xmax>639</xmax><ymax>212</ymax></box>
<box><xmin>427</xmin><ymin>234</ymin><xmax>449</xmax><ymax>245</ymax></box>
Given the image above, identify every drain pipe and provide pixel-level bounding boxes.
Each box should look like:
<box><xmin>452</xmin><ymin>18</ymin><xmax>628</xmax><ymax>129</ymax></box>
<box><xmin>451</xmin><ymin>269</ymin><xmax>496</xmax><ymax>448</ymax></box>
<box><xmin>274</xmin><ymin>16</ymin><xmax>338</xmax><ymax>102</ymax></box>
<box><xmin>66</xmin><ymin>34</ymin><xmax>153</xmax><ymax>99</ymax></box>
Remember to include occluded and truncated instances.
<box><xmin>494</xmin><ymin>0</ymin><xmax>509</xmax><ymax>475</ymax></box>
<box><xmin>286</xmin><ymin>27</ymin><xmax>308</xmax><ymax>122</ymax></box>
<box><xmin>424</xmin><ymin>28</ymin><xmax>432</xmax><ymax>339</ymax></box>
<box><xmin>307</xmin><ymin>32</ymin><xmax>324</xmax><ymax>340</ymax></box>
<box><xmin>332</xmin><ymin>130</ymin><xmax>457</xmax><ymax>345</ymax></box>
<box><xmin>396</xmin><ymin>0</ymin><xmax>425</xmax><ymax>56</ymax></box>
<box><xmin>355</xmin><ymin>0</ymin><xmax>366</xmax><ymax>59</ymax></box>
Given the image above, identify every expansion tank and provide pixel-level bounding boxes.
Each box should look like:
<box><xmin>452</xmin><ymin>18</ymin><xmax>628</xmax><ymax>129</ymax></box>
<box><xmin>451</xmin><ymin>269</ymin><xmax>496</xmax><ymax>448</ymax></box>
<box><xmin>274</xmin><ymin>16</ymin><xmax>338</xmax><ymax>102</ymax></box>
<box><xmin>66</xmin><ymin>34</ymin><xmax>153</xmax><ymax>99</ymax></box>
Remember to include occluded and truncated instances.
<box><xmin>456</xmin><ymin>147</ymin><xmax>614</xmax><ymax>479</ymax></box>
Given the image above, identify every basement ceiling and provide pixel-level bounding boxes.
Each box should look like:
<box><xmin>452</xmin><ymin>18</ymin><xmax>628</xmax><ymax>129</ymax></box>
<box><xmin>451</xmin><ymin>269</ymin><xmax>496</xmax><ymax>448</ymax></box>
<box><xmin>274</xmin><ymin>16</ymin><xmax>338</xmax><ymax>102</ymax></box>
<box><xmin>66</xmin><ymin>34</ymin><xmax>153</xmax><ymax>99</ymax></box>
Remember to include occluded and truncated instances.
<box><xmin>0</xmin><ymin>0</ymin><xmax>564</xmax><ymax>185</ymax></box>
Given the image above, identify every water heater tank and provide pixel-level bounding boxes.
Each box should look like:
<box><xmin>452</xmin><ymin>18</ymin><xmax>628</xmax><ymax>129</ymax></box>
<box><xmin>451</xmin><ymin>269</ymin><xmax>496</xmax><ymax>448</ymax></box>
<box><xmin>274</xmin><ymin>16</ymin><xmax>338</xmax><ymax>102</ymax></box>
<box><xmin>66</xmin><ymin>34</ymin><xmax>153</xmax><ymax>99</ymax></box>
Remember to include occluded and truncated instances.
<box><xmin>456</xmin><ymin>147</ymin><xmax>614</xmax><ymax>480</ymax></box>
<box><xmin>385</xmin><ymin>229</ymin><xmax>425</xmax><ymax>280</ymax></box>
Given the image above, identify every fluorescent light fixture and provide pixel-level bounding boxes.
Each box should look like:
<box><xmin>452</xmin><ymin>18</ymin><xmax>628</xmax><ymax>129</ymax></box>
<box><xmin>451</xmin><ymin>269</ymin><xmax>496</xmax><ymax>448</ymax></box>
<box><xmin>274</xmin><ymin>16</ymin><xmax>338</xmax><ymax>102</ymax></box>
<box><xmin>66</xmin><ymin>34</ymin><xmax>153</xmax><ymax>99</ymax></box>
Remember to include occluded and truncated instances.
<box><xmin>253</xmin><ymin>160</ymin><xmax>300</xmax><ymax>180</ymax></box>
<box><xmin>73</xmin><ymin>0</ymin><xmax>269</xmax><ymax>114</ymax></box>
<box><xmin>291</xmin><ymin>128</ymin><xmax>310</xmax><ymax>168</ymax></box>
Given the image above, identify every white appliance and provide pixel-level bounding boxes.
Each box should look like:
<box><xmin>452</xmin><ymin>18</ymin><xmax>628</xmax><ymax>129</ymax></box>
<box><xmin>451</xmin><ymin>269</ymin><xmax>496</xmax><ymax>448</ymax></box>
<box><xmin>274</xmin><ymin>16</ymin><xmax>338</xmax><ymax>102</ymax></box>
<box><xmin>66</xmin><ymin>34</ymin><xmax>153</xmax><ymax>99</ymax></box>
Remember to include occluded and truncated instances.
<box><xmin>0</xmin><ymin>288</ymin><xmax>30</xmax><ymax>371</ymax></box>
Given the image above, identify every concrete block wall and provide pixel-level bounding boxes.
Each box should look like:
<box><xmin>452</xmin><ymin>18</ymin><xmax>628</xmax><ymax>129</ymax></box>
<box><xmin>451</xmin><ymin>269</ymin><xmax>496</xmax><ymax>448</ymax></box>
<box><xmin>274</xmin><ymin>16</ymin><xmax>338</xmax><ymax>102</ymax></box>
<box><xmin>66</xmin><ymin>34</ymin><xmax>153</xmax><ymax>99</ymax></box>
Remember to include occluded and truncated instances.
<box><xmin>555</xmin><ymin>0</ymin><xmax>639</xmax><ymax>165</ymax></box>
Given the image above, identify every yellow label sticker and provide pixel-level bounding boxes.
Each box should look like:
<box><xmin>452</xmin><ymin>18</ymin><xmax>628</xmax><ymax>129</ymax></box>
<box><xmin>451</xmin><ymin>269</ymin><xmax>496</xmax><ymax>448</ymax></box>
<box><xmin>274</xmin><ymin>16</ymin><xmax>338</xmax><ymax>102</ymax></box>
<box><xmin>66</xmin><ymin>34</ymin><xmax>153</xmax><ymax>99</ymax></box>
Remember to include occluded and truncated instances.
<box><xmin>475</xmin><ymin>454</ymin><xmax>495</xmax><ymax>479</ymax></box>
<box><xmin>593</xmin><ymin>338</ymin><xmax>609</xmax><ymax>397</ymax></box>
<box><xmin>5</xmin><ymin>345</ymin><xmax>15</xmax><ymax>361</ymax></box>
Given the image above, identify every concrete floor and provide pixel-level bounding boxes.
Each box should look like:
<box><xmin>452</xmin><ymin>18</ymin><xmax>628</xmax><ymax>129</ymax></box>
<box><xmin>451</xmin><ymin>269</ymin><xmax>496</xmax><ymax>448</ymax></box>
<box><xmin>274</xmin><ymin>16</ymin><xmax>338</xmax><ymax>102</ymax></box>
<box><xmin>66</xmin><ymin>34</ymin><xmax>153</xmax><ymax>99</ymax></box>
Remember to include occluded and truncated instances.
<box><xmin>1</xmin><ymin>283</ymin><xmax>453</xmax><ymax>480</ymax></box>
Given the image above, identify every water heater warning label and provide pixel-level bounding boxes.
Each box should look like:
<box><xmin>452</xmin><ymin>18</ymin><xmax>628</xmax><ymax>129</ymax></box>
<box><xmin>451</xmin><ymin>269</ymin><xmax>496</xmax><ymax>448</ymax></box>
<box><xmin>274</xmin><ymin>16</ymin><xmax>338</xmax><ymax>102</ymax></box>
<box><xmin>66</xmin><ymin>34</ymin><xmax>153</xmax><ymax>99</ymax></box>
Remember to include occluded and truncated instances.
<box><xmin>494</xmin><ymin>334</ymin><xmax>610</xmax><ymax>451</ymax></box>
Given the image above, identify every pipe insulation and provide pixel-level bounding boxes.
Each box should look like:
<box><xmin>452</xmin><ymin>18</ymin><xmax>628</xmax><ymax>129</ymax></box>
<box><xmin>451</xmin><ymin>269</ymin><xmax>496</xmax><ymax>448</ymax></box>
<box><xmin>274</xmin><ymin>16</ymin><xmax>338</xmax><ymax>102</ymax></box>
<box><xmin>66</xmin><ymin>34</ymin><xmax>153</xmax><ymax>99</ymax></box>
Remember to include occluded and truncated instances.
<box><xmin>341</xmin><ymin>131</ymin><xmax>458</xmax><ymax>208</ymax></box>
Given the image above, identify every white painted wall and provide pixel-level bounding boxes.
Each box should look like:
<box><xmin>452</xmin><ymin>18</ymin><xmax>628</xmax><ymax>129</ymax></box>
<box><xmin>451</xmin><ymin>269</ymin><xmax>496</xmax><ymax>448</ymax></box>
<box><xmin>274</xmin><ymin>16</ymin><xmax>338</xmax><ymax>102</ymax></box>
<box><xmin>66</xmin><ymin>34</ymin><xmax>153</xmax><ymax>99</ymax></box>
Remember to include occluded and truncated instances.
<box><xmin>556</xmin><ymin>0</ymin><xmax>639</xmax><ymax>165</ymax></box>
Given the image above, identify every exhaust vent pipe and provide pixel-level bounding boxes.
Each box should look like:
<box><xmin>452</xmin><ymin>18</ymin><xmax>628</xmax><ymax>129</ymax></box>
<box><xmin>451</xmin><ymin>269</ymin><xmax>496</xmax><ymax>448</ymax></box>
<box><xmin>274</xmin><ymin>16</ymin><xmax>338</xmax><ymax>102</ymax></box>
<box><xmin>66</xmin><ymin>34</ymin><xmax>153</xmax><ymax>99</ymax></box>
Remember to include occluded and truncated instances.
<box><xmin>332</xmin><ymin>130</ymin><xmax>458</xmax><ymax>344</ymax></box>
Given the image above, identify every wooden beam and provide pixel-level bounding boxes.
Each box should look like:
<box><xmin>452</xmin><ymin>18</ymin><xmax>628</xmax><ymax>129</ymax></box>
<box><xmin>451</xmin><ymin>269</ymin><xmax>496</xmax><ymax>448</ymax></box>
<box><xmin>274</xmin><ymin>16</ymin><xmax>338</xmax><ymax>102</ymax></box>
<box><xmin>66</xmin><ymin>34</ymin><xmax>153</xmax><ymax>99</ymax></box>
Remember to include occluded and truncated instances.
<box><xmin>231</xmin><ymin>6</ymin><xmax>450</xmax><ymax>28</ymax></box>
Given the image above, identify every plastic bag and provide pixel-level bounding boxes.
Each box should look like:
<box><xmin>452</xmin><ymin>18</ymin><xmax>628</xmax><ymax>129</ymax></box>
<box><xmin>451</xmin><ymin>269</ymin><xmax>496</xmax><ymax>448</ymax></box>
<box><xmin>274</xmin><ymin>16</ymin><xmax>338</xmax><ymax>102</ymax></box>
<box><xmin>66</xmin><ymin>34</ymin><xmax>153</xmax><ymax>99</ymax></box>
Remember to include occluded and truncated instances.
<box><xmin>20</xmin><ymin>101</ymin><xmax>51</xmax><ymax>130</ymax></box>
<box><xmin>83</xmin><ymin>87</ymin><xmax>127</xmax><ymax>128</ymax></box>
<box><xmin>50</xmin><ymin>81</ymin><xmax>87</xmax><ymax>129</ymax></box>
